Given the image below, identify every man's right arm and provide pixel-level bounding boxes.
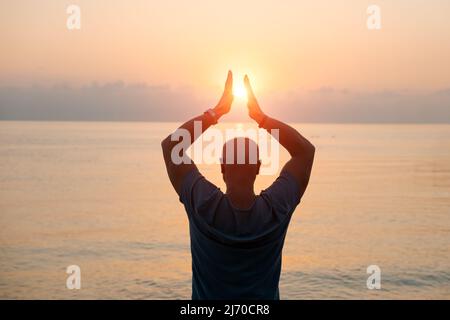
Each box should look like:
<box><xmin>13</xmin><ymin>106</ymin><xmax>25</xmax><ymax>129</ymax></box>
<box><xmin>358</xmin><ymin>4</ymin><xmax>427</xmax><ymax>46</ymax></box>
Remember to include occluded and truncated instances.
<box><xmin>244</xmin><ymin>75</ymin><xmax>315</xmax><ymax>198</ymax></box>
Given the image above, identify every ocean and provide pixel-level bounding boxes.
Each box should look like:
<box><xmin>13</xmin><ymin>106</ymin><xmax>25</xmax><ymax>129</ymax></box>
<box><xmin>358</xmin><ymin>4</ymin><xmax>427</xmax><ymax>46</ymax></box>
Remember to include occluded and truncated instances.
<box><xmin>0</xmin><ymin>121</ymin><xmax>449</xmax><ymax>299</ymax></box>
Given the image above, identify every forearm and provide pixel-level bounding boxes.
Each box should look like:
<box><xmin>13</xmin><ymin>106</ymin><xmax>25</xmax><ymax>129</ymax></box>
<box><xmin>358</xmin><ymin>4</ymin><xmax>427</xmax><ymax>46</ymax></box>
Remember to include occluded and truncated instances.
<box><xmin>260</xmin><ymin>115</ymin><xmax>315</xmax><ymax>158</ymax></box>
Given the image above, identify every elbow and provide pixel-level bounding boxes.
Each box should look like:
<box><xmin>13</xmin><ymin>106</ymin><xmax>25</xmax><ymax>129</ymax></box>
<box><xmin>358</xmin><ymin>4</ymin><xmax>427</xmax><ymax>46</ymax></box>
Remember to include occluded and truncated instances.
<box><xmin>310</xmin><ymin>142</ymin><xmax>316</xmax><ymax>155</ymax></box>
<box><xmin>307</xmin><ymin>141</ymin><xmax>315</xmax><ymax>161</ymax></box>
<box><xmin>302</xmin><ymin>140</ymin><xmax>315</xmax><ymax>156</ymax></box>
<box><xmin>290</xmin><ymin>140</ymin><xmax>315</xmax><ymax>159</ymax></box>
<box><xmin>161</xmin><ymin>135</ymin><xmax>172</xmax><ymax>152</ymax></box>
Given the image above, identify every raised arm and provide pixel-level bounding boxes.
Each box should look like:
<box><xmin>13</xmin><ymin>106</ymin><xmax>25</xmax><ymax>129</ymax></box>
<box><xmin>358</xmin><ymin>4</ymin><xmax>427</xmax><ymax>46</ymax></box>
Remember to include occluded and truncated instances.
<box><xmin>244</xmin><ymin>75</ymin><xmax>315</xmax><ymax>198</ymax></box>
<box><xmin>161</xmin><ymin>71</ymin><xmax>234</xmax><ymax>195</ymax></box>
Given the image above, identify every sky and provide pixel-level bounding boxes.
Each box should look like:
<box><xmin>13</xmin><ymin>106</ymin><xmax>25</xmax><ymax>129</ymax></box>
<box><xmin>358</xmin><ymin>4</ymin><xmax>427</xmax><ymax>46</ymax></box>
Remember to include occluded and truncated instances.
<box><xmin>0</xmin><ymin>0</ymin><xmax>449</xmax><ymax>122</ymax></box>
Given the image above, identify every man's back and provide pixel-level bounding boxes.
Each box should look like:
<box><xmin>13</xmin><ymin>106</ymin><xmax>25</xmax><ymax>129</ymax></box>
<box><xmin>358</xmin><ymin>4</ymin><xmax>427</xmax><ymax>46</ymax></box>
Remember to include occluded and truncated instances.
<box><xmin>161</xmin><ymin>72</ymin><xmax>315</xmax><ymax>300</ymax></box>
<box><xmin>180</xmin><ymin>169</ymin><xmax>301</xmax><ymax>299</ymax></box>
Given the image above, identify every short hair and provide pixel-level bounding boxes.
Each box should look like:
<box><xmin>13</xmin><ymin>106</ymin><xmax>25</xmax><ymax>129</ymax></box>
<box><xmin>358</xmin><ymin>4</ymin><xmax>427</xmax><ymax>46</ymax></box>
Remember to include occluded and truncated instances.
<box><xmin>221</xmin><ymin>137</ymin><xmax>259</xmax><ymax>165</ymax></box>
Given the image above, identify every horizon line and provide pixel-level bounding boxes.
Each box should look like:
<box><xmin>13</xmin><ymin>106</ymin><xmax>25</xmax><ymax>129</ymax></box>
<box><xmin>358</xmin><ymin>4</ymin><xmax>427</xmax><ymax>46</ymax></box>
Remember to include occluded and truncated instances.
<box><xmin>1</xmin><ymin>119</ymin><xmax>449</xmax><ymax>125</ymax></box>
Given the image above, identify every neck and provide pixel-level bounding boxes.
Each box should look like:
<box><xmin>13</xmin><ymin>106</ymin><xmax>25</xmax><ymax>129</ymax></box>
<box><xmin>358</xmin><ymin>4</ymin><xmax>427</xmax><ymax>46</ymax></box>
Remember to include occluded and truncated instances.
<box><xmin>226</xmin><ymin>184</ymin><xmax>256</xmax><ymax>209</ymax></box>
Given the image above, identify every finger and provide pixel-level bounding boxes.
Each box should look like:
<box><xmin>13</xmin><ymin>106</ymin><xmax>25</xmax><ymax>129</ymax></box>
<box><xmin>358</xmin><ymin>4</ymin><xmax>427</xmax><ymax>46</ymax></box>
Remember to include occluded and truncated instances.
<box><xmin>224</xmin><ymin>70</ymin><xmax>233</xmax><ymax>93</ymax></box>
<box><xmin>244</xmin><ymin>75</ymin><xmax>256</xmax><ymax>101</ymax></box>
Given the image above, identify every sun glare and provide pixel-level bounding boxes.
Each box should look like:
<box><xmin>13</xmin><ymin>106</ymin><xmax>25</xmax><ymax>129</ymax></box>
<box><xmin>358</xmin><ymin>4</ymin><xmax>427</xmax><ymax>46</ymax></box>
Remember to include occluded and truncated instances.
<box><xmin>233</xmin><ymin>83</ymin><xmax>247</xmax><ymax>100</ymax></box>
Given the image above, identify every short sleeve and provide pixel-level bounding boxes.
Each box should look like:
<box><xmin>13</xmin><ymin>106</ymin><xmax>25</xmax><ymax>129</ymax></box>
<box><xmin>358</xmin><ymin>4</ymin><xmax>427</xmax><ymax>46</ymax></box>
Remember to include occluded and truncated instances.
<box><xmin>179</xmin><ymin>168</ymin><xmax>220</xmax><ymax>217</ymax></box>
<box><xmin>261</xmin><ymin>171</ymin><xmax>301</xmax><ymax>216</ymax></box>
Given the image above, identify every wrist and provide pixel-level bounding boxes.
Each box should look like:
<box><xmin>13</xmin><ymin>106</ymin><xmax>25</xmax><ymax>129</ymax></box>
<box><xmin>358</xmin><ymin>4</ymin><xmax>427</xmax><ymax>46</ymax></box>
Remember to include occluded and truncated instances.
<box><xmin>213</xmin><ymin>106</ymin><xmax>225</xmax><ymax>119</ymax></box>
<box><xmin>204</xmin><ymin>108</ymin><xmax>219</xmax><ymax>124</ymax></box>
<box><xmin>255</xmin><ymin>113</ymin><xmax>267</xmax><ymax>125</ymax></box>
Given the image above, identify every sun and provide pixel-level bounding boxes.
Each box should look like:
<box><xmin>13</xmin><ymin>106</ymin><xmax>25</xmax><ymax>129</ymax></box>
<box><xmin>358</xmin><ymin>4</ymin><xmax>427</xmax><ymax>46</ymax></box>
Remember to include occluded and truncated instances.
<box><xmin>233</xmin><ymin>83</ymin><xmax>247</xmax><ymax>100</ymax></box>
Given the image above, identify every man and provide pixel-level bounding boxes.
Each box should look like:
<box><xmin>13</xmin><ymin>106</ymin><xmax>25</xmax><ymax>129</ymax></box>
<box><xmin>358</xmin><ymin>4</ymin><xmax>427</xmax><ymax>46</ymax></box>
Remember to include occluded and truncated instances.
<box><xmin>161</xmin><ymin>71</ymin><xmax>315</xmax><ymax>299</ymax></box>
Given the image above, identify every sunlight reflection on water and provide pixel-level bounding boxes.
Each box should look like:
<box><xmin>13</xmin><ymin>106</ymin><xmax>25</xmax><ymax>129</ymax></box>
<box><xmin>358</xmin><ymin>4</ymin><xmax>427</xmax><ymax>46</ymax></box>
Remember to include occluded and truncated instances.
<box><xmin>0</xmin><ymin>121</ymin><xmax>449</xmax><ymax>299</ymax></box>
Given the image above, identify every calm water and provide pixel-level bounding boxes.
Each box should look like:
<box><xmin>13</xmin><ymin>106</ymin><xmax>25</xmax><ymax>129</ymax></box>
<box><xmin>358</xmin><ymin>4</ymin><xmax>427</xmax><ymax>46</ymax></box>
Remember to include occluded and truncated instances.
<box><xmin>0</xmin><ymin>121</ymin><xmax>449</xmax><ymax>299</ymax></box>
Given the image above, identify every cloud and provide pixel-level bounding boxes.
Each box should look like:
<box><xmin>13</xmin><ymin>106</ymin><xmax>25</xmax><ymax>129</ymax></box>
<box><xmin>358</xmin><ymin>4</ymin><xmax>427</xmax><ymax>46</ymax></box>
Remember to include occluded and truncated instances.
<box><xmin>263</xmin><ymin>88</ymin><xmax>450</xmax><ymax>123</ymax></box>
<box><xmin>0</xmin><ymin>82</ymin><xmax>206</xmax><ymax>121</ymax></box>
<box><xmin>0</xmin><ymin>83</ymin><xmax>449</xmax><ymax>123</ymax></box>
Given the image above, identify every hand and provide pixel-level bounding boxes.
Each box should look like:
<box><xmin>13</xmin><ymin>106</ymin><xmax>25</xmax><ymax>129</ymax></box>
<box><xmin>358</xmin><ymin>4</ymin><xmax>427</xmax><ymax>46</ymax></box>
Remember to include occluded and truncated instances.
<box><xmin>213</xmin><ymin>70</ymin><xmax>234</xmax><ymax>118</ymax></box>
<box><xmin>244</xmin><ymin>75</ymin><xmax>266</xmax><ymax>124</ymax></box>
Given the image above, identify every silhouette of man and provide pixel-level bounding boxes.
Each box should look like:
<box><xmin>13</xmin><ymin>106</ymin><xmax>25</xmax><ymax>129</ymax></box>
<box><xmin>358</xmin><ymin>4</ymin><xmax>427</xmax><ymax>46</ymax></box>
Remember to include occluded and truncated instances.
<box><xmin>162</xmin><ymin>71</ymin><xmax>315</xmax><ymax>299</ymax></box>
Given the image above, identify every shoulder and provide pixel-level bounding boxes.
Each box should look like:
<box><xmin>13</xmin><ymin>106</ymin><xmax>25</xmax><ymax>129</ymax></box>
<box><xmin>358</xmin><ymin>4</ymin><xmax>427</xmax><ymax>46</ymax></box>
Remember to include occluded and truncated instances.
<box><xmin>260</xmin><ymin>171</ymin><xmax>301</xmax><ymax>214</ymax></box>
<box><xmin>179</xmin><ymin>168</ymin><xmax>223</xmax><ymax>210</ymax></box>
<box><xmin>261</xmin><ymin>171</ymin><xmax>300</xmax><ymax>198</ymax></box>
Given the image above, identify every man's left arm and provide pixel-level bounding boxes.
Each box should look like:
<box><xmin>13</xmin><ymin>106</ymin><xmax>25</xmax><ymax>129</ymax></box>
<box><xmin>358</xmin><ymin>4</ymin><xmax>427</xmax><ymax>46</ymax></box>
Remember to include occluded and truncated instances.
<box><xmin>161</xmin><ymin>71</ymin><xmax>233</xmax><ymax>195</ymax></box>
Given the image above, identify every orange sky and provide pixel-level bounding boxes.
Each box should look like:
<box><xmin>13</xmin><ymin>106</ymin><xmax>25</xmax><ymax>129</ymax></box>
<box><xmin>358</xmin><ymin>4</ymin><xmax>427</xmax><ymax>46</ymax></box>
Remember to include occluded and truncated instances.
<box><xmin>1</xmin><ymin>0</ymin><xmax>450</xmax><ymax>97</ymax></box>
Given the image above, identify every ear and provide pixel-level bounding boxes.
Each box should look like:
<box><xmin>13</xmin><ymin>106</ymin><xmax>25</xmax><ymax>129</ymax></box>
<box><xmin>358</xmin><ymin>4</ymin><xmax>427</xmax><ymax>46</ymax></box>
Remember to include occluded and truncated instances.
<box><xmin>256</xmin><ymin>160</ymin><xmax>261</xmax><ymax>175</ymax></box>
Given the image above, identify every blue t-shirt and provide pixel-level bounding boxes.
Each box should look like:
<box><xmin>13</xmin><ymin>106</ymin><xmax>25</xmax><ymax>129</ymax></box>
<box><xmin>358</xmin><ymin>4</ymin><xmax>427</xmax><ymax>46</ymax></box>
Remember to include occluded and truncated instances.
<box><xmin>179</xmin><ymin>169</ymin><xmax>301</xmax><ymax>300</ymax></box>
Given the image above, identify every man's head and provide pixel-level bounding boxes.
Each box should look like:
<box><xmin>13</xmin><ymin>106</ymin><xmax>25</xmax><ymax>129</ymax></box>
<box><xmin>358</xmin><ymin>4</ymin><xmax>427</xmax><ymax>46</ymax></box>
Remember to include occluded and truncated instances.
<box><xmin>220</xmin><ymin>137</ymin><xmax>261</xmax><ymax>187</ymax></box>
